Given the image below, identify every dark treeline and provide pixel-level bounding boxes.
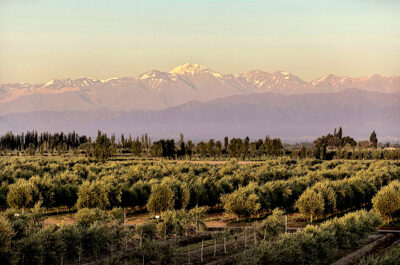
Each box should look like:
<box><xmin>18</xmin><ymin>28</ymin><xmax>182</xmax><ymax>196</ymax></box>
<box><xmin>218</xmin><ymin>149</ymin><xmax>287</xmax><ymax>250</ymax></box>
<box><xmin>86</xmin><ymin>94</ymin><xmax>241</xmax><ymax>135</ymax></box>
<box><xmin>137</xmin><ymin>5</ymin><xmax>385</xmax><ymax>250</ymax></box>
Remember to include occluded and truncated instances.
<box><xmin>1</xmin><ymin>128</ymin><xmax>399</xmax><ymax>160</ymax></box>
<box><xmin>0</xmin><ymin>131</ymin><xmax>88</xmax><ymax>155</ymax></box>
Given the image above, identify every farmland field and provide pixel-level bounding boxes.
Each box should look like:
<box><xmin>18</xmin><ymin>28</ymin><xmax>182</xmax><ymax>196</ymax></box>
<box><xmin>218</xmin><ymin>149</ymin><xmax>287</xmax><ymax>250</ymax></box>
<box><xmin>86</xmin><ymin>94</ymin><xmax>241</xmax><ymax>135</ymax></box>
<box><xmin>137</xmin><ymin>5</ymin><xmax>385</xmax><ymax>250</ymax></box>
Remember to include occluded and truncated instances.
<box><xmin>1</xmin><ymin>155</ymin><xmax>400</xmax><ymax>264</ymax></box>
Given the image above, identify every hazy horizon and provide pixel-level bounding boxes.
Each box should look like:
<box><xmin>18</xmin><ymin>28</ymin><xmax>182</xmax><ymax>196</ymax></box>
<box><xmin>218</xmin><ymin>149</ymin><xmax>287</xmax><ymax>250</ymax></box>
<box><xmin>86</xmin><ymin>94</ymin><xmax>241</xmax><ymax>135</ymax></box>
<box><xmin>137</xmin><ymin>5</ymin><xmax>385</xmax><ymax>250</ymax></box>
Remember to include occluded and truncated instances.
<box><xmin>2</xmin><ymin>61</ymin><xmax>400</xmax><ymax>84</ymax></box>
<box><xmin>1</xmin><ymin>0</ymin><xmax>400</xmax><ymax>83</ymax></box>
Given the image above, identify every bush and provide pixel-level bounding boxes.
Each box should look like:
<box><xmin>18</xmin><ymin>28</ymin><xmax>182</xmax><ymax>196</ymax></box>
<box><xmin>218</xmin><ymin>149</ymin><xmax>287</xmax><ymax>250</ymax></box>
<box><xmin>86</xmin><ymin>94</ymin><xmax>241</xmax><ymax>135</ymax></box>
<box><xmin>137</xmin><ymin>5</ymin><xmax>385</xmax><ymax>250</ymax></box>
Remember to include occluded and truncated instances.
<box><xmin>372</xmin><ymin>180</ymin><xmax>400</xmax><ymax>223</ymax></box>
<box><xmin>7</xmin><ymin>179</ymin><xmax>40</xmax><ymax>211</ymax></box>
<box><xmin>76</xmin><ymin>180</ymin><xmax>110</xmax><ymax>209</ymax></box>
<box><xmin>0</xmin><ymin>215</ymin><xmax>14</xmax><ymax>264</ymax></box>
<box><xmin>244</xmin><ymin>210</ymin><xmax>380</xmax><ymax>265</ymax></box>
<box><xmin>138</xmin><ymin>240</ymin><xmax>174</xmax><ymax>265</ymax></box>
<box><xmin>146</xmin><ymin>183</ymin><xmax>175</xmax><ymax>214</ymax></box>
<box><xmin>221</xmin><ymin>184</ymin><xmax>261</xmax><ymax>219</ymax></box>
<box><xmin>295</xmin><ymin>188</ymin><xmax>324</xmax><ymax>223</ymax></box>
<box><xmin>258</xmin><ymin>208</ymin><xmax>285</xmax><ymax>239</ymax></box>
<box><xmin>75</xmin><ymin>208</ymin><xmax>107</xmax><ymax>227</ymax></box>
<box><xmin>136</xmin><ymin>220</ymin><xmax>158</xmax><ymax>241</ymax></box>
<box><xmin>359</xmin><ymin>243</ymin><xmax>400</xmax><ymax>265</ymax></box>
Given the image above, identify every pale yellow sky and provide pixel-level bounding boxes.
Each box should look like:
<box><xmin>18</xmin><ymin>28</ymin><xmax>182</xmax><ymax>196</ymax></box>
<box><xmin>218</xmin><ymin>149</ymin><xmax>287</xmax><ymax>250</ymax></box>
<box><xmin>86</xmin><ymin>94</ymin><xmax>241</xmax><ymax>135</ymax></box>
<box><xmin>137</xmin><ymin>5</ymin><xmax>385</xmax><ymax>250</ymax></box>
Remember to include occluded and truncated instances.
<box><xmin>0</xmin><ymin>0</ymin><xmax>399</xmax><ymax>83</ymax></box>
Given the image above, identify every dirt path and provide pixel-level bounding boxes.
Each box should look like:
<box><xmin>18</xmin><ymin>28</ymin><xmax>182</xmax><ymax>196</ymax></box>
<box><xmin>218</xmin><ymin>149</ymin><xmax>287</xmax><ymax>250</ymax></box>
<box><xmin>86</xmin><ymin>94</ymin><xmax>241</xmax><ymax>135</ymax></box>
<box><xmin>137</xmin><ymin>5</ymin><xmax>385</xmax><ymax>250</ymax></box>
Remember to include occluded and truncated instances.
<box><xmin>43</xmin><ymin>217</ymin><xmax>74</xmax><ymax>225</ymax></box>
<box><xmin>42</xmin><ymin>211</ymin><xmax>230</xmax><ymax>228</ymax></box>
<box><xmin>331</xmin><ymin>233</ymin><xmax>396</xmax><ymax>265</ymax></box>
<box><xmin>176</xmin><ymin>160</ymin><xmax>264</xmax><ymax>165</ymax></box>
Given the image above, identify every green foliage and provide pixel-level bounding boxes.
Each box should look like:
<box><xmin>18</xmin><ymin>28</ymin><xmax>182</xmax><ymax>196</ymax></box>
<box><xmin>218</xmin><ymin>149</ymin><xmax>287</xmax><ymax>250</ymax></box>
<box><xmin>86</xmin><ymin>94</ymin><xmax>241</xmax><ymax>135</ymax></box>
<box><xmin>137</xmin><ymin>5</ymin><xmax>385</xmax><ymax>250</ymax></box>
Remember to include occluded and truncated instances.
<box><xmin>146</xmin><ymin>183</ymin><xmax>175</xmax><ymax>214</ymax></box>
<box><xmin>0</xmin><ymin>206</ymin><xmax>131</xmax><ymax>264</ymax></box>
<box><xmin>138</xmin><ymin>240</ymin><xmax>174</xmax><ymax>265</ymax></box>
<box><xmin>7</xmin><ymin>178</ymin><xmax>40</xmax><ymax>211</ymax></box>
<box><xmin>258</xmin><ymin>208</ymin><xmax>286</xmax><ymax>239</ymax></box>
<box><xmin>372</xmin><ymin>180</ymin><xmax>400</xmax><ymax>222</ymax></box>
<box><xmin>370</xmin><ymin>131</ymin><xmax>378</xmax><ymax>148</ymax></box>
<box><xmin>244</xmin><ymin>210</ymin><xmax>381</xmax><ymax>265</ymax></box>
<box><xmin>54</xmin><ymin>224</ymin><xmax>80</xmax><ymax>262</ymax></box>
<box><xmin>295</xmin><ymin>188</ymin><xmax>324</xmax><ymax>223</ymax></box>
<box><xmin>311</xmin><ymin>181</ymin><xmax>336</xmax><ymax>214</ymax></box>
<box><xmin>0</xmin><ymin>155</ymin><xmax>398</xmax><ymax>264</ymax></box>
<box><xmin>1</xmin><ymin>156</ymin><xmax>399</xmax><ymax>217</ymax></box>
<box><xmin>76</xmin><ymin>180</ymin><xmax>110</xmax><ymax>209</ymax></box>
<box><xmin>0</xmin><ymin>215</ymin><xmax>14</xmax><ymax>264</ymax></box>
<box><xmin>221</xmin><ymin>184</ymin><xmax>261</xmax><ymax>219</ymax></box>
<box><xmin>156</xmin><ymin>210</ymin><xmax>182</xmax><ymax>238</ymax></box>
<box><xmin>359</xmin><ymin>243</ymin><xmax>400</xmax><ymax>265</ymax></box>
<box><xmin>75</xmin><ymin>208</ymin><xmax>107</xmax><ymax>227</ymax></box>
<box><xmin>188</xmin><ymin>206</ymin><xmax>207</xmax><ymax>232</ymax></box>
<box><xmin>159</xmin><ymin>177</ymin><xmax>190</xmax><ymax>210</ymax></box>
<box><xmin>109</xmin><ymin>207</ymin><xmax>125</xmax><ymax>224</ymax></box>
<box><xmin>1</xmin><ymin>129</ymin><xmax>399</xmax><ymax>159</ymax></box>
<box><xmin>136</xmin><ymin>220</ymin><xmax>158</xmax><ymax>240</ymax></box>
<box><xmin>90</xmin><ymin>131</ymin><xmax>115</xmax><ymax>160</ymax></box>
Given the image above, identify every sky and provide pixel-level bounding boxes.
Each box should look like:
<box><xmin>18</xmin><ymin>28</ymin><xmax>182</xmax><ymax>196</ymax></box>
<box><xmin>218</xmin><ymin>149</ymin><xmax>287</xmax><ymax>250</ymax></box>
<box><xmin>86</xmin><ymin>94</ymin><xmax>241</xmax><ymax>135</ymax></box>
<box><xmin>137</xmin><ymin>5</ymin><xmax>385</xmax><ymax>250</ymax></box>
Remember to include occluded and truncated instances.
<box><xmin>0</xmin><ymin>0</ymin><xmax>399</xmax><ymax>83</ymax></box>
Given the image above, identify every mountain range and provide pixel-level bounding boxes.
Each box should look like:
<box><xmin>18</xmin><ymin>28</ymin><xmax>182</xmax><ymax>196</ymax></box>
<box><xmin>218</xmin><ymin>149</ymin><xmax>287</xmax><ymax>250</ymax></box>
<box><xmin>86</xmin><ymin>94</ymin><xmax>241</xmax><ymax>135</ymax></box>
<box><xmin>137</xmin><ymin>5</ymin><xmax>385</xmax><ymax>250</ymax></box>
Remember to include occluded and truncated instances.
<box><xmin>1</xmin><ymin>89</ymin><xmax>399</xmax><ymax>141</ymax></box>
<box><xmin>1</xmin><ymin>63</ymin><xmax>399</xmax><ymax>140</ymax></box>
<box><xmin>1</xmin><ymin>63</ymin><xmax>399</xmax><ymax>115</ymax></box>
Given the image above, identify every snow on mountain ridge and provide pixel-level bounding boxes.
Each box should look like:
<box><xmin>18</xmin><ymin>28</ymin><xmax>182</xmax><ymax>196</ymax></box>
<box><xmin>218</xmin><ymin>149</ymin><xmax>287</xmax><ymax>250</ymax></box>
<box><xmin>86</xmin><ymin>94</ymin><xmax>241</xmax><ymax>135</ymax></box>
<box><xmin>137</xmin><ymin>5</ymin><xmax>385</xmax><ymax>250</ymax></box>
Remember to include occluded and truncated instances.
<box><xmin>1</xmin><ymin>63</ymin><xmax>399</xmax><ymax>114</ymax></box>
<box><xmin>169</xmin><ymin>63</ymin><xmax>222</xmax><ymax>77</ymax></box>
<box><xmin>43</xmin><ymin>77</ymin><xmax>100</xmax><ymax>89</ymax></box>
<box><xmin>236</xmin><ymin>70</ymin><xmax>308</xmax><ymax>93</ymax></box>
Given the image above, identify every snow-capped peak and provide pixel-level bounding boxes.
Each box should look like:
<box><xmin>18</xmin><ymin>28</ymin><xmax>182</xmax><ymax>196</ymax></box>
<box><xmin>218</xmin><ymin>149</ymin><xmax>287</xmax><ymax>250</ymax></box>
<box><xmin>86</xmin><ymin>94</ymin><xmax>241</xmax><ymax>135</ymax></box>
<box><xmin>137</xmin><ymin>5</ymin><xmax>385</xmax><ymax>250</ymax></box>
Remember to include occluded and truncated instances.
<box><xmin>169</xmin><ymin>63</ymin><xmax>222</xmax><ymax>77</ymax></box>
<box><xmin>45</xmin><ymin>80</ymin><xmax>55</xmax><ymax>87</ymax></box>
<box><xmin>137</xmin><ymin>70</ymin><xmax>164</xmax><ymax>80</ymax></box>
<box><xmin>101</xmin><ymin>77</ymin><xmax>119</xmax><ymax>83</ymax></box>
<box><xmin>42</xmin><ymin>77</ymin><xmax>99</xmax><ymax>89</ymax></box>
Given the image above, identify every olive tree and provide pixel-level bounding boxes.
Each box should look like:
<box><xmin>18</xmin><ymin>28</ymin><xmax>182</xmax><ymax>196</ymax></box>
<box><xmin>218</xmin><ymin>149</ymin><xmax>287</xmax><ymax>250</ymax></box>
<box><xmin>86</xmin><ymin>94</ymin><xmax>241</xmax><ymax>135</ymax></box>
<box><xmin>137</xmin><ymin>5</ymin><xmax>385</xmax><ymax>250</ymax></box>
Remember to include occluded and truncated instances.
<box><xmin>146</xmin><ymin>183</ymin><xmax>174</xmax><ymax>214</ymax></box>
<box><xmin>0</xmin><ymin>215</ymin><xmax>14</xmax><ymax>264</ymax></box>
<box><xmin>258</xmin><ymin>208</ymin><xmax>286</xmax><ymax>240</ymax></box>
<box><xmin>7</xmin><ymin>179</ymin><xmax>40</xmax><ymax>212</ymax></box>
<box><xmin>75</xmin><ymin>208</ymin><xmax>107</xmax><ymax>227</ymax></box>
<box><xmin>161</xmin><ymin>178</ymin><xmax>190</xmax><ymax>210</ymax></box>
<box><xmin>221</xmin><ymin>186</ymin><xmax>261</xmax><ymax>220</ymax></box>
<box><xmin>372</xmin><ymin>180</ymin><xmax>400</xmax><ymax>223</ymax></box>
<box><xmin>295</xmin><ymin>188</ymin><xmax>324</xmax><ymax>223</ymax></box>
<box><xmin>76</xmin><ymin>181</ymin><xmax>110</xmax><ymax>209</ymax></box>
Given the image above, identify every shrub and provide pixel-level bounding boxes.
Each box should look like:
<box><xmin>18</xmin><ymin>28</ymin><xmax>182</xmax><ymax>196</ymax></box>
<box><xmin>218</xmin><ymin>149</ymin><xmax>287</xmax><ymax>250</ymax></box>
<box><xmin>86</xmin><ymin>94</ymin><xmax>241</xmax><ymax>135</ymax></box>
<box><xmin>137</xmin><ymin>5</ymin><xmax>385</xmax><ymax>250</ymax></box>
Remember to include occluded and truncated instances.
<box><xmin>75</xmin><ymin>208</ymin><xmax>107</xmax><ymax>227</ymax></box>
<box><xmin>0</xmin><ymin>215</ymin><xmax>14</xmax><ymax>264</ymax></box>
<box><xmin>7</xmin><ymin>179</ymin><xmax>40</xmax><ymax>211</ymax></box>
<box><xmin>247</xmin><ymin>210</ymin><xmax>380</xmax><ymax>265</ymax></box>
<box><xmin>359</xmin><ymin>243</ymin><xmax>400</xmax><ymax>265</ymax></box>
<box><xmin>295</xmin><ymin>188</ymin><xmax>324</xmax><ymax>223</ymax></box>
<box><xmin>258</xmin><ymin>208</ymin><xmax>285</xmax><ymax>239</ymax></box>
<box><xmin>372</xmin><ymin>180</ymin><xmax>400</xmax><ymax>222</ymax></box>
<box><xmin>221</xmin><ymin>185</ymin><xmax>261</xmax><ymax>219</ymax></box>
<box><xmin>136</xmin><ymin>220</ymin><xmax>158</xmax><ymax>241</ymax></box>
<box><xmin>76</xmin><ymin>180</ymin><xmax>110</xmax><ymax>209</ymax></box>
<box><xmin>146</xmin><ymin>183</ymin><xmax>174</xmax><ymax>214</ymax></box>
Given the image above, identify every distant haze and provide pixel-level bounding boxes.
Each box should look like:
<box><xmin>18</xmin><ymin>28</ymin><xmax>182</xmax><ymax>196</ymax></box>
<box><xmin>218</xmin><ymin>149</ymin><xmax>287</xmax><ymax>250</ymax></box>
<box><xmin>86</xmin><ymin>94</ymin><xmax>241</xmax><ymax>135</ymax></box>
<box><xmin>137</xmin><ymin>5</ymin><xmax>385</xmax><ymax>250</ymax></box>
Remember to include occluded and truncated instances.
<box><xmin>0</xmin><ymin>63</ymin><xmax>399</xmax><ymax>141</ymax></box>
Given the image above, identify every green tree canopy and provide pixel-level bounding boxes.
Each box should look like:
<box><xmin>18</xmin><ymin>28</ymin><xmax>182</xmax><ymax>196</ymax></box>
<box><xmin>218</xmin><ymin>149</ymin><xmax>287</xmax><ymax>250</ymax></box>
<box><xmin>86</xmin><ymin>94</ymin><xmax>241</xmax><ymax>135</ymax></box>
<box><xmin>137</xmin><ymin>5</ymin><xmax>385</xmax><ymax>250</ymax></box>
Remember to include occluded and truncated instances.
<box><xmin>370</xmin><ymin>131</ymin><xmax>378</xmax><ymax>148</ymax></box>
<box><xmin>76</xmin><ymin>180</ymin><xmax>110</xmax><ymax>209</ymax></box>
<box><xmin>221</xmin><ymin>185</ymin><xmax>261</xmax><ymax>220</ymax></box>
<box><xmin>7</xmin><ymin>179</ymin><xmax>40</xmax><ymax>211</ymax></box>
<box><xmin>295</xmin><ymin>188</ymin><xmax>325</xmax><ymax>223</ymax></box>
<box><xmin>91</xmin><ymin>131</ymin><xmax>115</xmax><ymax>160</ymax></box>
<box><xmin>0</xmin><ymin>215</ymin><xmax>14</xmax><ymax>264</ymax></box>
<box><xmin>372</xmin><ymin>180</ymin><xmax>400</xmax><ymax>222</ymax></box>
<box><xmin>259</xmin><ymin>208</ymin><xmax>286</xmax><ymax>240</ymax></box>
<box><xmin>146</xmin><ymin>183</ymin><xmax>174</xmax><ymax>214</ymax></box>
